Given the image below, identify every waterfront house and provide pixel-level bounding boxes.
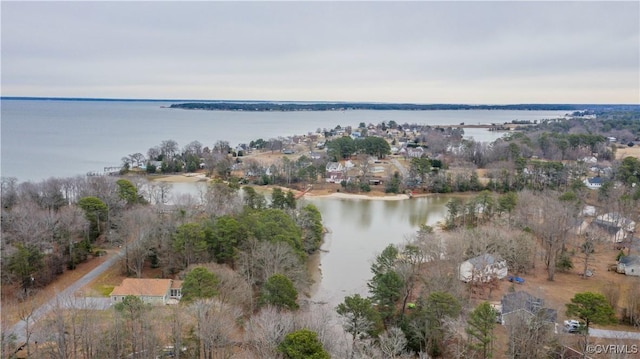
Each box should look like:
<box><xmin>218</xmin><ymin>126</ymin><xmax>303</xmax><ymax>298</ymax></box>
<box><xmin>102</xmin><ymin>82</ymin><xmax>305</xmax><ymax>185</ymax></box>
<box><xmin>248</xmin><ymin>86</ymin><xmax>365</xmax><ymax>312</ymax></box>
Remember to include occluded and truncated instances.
<box><xmin>110</xmin><ymin>278</ymin><xmax>183</xmax><ymax>305</ymax></box>
<box><xmin>459</xmin><ymin>253</ymin><xmax>508</xmax><ymax>283</ymax></box>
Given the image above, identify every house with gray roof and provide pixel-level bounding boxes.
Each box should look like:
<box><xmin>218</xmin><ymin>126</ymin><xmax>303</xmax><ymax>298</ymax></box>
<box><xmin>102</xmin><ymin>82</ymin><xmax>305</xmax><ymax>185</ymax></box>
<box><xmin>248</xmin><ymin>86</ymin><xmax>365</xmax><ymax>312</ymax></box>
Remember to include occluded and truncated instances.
<box><xmin>459</xmin><ymin>253</ymin><xmax>508</xmax><ymax>283</ymax></box>
<box><xmin>500</xmin><ymin>291</ymin><xmax>557</xmax><ymax>326</ymax></box>
<box><xmin>617</xmin><ymin>255</ymin><xmax>640</xmax><ymax>277</ymax></box>
<box><xmin>593</xmin><ymin>212</ymin><xmax>636</xmax><ymax>242</ymax></box>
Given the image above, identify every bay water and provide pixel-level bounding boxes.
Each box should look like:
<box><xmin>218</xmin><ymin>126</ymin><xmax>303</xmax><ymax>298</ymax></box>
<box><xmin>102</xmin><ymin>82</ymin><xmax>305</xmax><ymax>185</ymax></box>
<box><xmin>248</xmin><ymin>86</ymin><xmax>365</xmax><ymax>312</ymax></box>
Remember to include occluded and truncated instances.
<box><xmin>1</xmin><ymin>98</ymin><xmax>567</xmax><ymax>182</ymax></box>
<box><xmin>1</xmin><ymin>99</ymin><xmax>567</xmax><ymax>302</ymax></box>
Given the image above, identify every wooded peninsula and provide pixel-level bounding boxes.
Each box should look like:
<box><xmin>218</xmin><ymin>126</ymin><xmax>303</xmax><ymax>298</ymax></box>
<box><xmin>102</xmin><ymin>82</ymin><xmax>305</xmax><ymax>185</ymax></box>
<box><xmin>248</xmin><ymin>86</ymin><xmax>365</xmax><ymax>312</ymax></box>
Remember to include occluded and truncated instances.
<box><xmin>169</xmin><ymin>102</ymin><xmax>639</xmax><ymax>112</ymax></box>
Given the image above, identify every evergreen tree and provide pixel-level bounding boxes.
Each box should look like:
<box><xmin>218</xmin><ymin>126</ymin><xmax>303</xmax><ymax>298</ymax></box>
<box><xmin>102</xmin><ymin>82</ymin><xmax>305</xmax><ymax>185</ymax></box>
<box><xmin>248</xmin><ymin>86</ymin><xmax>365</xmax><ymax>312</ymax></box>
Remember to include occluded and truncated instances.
<box><xmin>466</xmin><ymin>302</ymin><xmax>496</xmax><ymax>359</ymax></box>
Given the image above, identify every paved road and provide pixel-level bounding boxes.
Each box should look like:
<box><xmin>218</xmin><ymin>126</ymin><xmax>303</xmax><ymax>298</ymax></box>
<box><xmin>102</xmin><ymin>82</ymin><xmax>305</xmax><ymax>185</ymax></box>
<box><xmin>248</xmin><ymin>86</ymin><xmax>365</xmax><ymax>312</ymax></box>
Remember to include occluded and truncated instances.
<box><xmin>7</xmin><ymin>250</ymin><xmax>123</xmax><ymax>343</ymax></box>
<box><xmin>589</xmin><ymin>328</ymin><xmax>640</xmax><ymax>340</ymax></box>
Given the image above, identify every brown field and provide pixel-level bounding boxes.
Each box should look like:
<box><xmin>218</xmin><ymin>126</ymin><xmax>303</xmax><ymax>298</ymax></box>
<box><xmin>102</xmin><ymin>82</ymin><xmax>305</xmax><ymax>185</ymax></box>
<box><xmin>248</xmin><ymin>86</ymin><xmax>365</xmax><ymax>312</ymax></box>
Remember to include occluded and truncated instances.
<box><xmin>615</xmin><ymin>145</ymin><xmax>640</xmax><ymax>160</ymax></box>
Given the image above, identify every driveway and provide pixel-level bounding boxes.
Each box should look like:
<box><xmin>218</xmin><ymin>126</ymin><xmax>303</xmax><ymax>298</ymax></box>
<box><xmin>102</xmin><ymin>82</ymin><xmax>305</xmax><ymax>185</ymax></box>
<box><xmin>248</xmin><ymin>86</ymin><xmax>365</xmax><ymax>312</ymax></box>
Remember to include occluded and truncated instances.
<box><xmin>7</xmin><ymin>250</ymin><xmax>123</xmax><ymax>344</ymax></box>
<box><xmin>390</xmin><ymin>158</ymin><xmax>408</xmax><ymax>177</ymax></box>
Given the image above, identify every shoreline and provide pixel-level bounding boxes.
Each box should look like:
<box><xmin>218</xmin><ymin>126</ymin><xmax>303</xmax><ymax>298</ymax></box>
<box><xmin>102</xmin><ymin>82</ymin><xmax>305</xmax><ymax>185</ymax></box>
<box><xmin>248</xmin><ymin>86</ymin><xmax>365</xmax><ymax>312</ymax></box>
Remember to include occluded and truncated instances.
<box><xmin>144</xmin><ymin>173</ymin><xmax>473</xmax><ymax>201</ymax></box>
<box><xmin>147</xmin><ymin>174</ymin><xmax>416</xmax><ymax>201</ymax></box>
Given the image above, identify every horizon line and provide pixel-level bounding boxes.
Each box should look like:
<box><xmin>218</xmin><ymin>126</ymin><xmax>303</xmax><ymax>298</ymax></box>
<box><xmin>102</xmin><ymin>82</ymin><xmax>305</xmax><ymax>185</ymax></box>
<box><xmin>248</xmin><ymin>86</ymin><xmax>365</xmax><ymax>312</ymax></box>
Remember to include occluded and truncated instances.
<box><xmin>2</xmin><ymin>96</ymin><xmax>639</xmax><ymax>107</ymax></box>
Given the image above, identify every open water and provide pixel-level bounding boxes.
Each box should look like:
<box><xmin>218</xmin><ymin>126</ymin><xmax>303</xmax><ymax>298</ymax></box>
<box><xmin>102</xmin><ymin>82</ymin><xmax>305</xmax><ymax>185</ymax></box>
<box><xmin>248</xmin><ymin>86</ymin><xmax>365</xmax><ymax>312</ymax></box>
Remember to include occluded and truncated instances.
<box><xmin>1</xmin><ymin>98</ymin><xmax>568</xmax><ymax>182</ymax></box>
<box><xmin>1</xmin><ymin>99</ymin><xmax>568</xmax><ymax>301</ymax></box>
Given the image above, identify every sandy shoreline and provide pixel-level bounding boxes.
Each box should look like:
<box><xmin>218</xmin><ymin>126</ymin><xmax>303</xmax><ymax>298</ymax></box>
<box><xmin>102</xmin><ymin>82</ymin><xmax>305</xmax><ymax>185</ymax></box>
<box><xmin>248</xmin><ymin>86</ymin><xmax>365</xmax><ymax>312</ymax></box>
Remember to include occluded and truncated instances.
<box><xmin>148</xmin><ymin>173</ymin><xmax>210</xmax><ymax>183</ymax></box>
<box><xmin>145</xmin><ymin>174</ymin><xmax>415</xmax><ymax>201</ymax></box>
<box><xmin>303</xmin><ymin>192</ymin><xmax>410</xmax><ymax>201</ymax></box>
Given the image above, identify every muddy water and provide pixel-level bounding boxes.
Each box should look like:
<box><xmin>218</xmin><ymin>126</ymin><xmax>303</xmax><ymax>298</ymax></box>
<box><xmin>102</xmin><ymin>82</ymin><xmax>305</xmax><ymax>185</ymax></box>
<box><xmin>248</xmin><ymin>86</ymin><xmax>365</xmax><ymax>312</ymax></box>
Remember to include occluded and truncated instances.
<box><xmin>303</xmin><ymin>195</ymin><xmax>453</xmax><ymax>305</ymax></box>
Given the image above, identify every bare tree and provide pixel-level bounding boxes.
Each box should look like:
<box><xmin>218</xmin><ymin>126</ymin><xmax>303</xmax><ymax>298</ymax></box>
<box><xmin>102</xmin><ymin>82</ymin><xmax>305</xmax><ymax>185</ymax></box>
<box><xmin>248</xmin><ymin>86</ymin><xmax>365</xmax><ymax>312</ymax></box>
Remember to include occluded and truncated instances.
<box><xmin>516</xmin><ymin>190</ymin><xmax>574</xmax><ymax>281</ymax></box>
<box><xmin>202</xmin><ymin>182</ymin><xmax>242</xmax><ymax>218</ymax></box>
<box><xmin>190</xmin><ymin>298</ymin><xmax>240</xmax><ymax>359</ymax></box>
<box><xmin>624</xmin><ymin>284</ymin><xmax>640</xmax><ymax>328</ymax></box>
<box><xmin>378</xmin><ymin>326</ymin><xmax>410</xmax><ymax>358</ymax></box>
<box><xmin>243</xmin><ymin>305</ymin><xmax>295</xmax><ymax>359</ymax></box>
<box><xmin>237</xmin><ymin>239</ymin><xmax>309</xmax><ymax>290</ymax></box>
<box><xmin>16</xmin><ymin>297</ymin><xmax>38</xmax><ymax>358</ymax></box>
<box><xmin>505</xmin><ymin>309</ymin><xmax>557</xmax><ymax>359</ymax></box>
<box><xmin>166</xmin><ymin>305</ymin><xmax>187</xmax><ymax>359</ymax></box>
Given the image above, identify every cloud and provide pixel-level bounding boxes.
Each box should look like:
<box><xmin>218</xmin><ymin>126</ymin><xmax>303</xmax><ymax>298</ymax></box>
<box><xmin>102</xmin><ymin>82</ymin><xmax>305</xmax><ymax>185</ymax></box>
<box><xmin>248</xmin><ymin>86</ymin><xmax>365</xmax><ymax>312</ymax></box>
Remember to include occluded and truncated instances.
<box><xmin>1</xmin><ymin>1</ymin><xmax>638</xmax><ymax>103</ymax></box>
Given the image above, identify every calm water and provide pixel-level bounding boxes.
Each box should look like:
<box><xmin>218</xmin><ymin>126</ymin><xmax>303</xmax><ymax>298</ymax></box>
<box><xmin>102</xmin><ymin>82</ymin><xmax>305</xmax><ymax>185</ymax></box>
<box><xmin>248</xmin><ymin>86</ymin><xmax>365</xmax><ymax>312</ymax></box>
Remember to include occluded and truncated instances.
<box><xmin>1</xmin><ymin>99</ymin><xmax>565</xmax><ymax>301</ymax></box>
<box><xmin>303</xmin><ymin>195</ymin><xmax>451</xmax><ymax>304</ymax></box>
<box><xmin>1</xmin><ymin>99</ymin><xmax>568</xmax><ymax>182</ymax></box>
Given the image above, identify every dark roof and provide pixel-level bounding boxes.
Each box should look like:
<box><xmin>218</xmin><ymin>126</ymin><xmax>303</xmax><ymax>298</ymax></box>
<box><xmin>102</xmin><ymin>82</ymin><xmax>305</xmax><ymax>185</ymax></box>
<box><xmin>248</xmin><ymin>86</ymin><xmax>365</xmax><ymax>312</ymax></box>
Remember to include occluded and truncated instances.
<box><xmin>467</xmin><ymin>253</ymin><xmax>504</xmax><ymax>269</ymax></box>
<box><xmin>619</xmin><ymin>255</ymin><xmax>640</xmax><ymax>265</ymax></box>
<box><xmin>501</xmin><ymin>291</ymin><xmax>557</xmax><ymax>323</ymax></box>
<box><xmin>587</xmin><ymin>177</ymin><xmax>603</xmax><ymax>184</ymax></box>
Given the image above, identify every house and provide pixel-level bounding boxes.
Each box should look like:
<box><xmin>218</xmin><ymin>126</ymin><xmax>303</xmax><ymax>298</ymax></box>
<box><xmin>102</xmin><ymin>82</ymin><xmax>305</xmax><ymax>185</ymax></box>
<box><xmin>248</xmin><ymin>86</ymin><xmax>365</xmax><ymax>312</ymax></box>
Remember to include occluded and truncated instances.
<box><xmin>500</xmin><ymin>291</ymin><xmax>557</xmax><ymax>326</ymax></box>
<box><xmin>617</xmin><ymin>255</ymin><xmax>640</xmax><ymax>277</ymax></box>
<box><xmin>459</xmin><ymin>253</ymin><xmax>508</xmax><ymax>283</ymax></box>
<box><xmin>326</xmin><ymin>162</ymin><xmax>344</xmax><ymax>172</ymax></box>
<box><xmin>593</xmin><ymin>213</ymin><xmax>636</xmax><ymax>242</ymax></box>
<box><xmin>407</xmin><ymin>147</ymin><xmax>426</xmax><ymax>158</ymax></box>
<box><xmin>309</xmin><ymin>152</ymin><xmax>322</xmax><ymax>160</ymax></box>
<box><xmin>583</xmin><ymin>177</ymin><xmax>603</xmax><ymax>190</ymax></box>
<box><xmin>110</xmin><ymin>278</ymin><xmax>183</xmax><ymax>305</ymax></box>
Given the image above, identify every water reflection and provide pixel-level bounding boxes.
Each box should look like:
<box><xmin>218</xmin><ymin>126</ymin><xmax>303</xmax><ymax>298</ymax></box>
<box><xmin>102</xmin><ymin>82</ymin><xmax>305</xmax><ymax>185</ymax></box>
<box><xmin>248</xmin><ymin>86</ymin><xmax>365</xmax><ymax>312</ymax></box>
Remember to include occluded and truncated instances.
<box><xmin>303</xmin><ymin>195</ymin><xmax>451</xmax><ymax>305</ymax></box>
<box><xmin>167</xmin><ymin>181</ymin><xmax>454</xmax><ymax>306</ymax></box>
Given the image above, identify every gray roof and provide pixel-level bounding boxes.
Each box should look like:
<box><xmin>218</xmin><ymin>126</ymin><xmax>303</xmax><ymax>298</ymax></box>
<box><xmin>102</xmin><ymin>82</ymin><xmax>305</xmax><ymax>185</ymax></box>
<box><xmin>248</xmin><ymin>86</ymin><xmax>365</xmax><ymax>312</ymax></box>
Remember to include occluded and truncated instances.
<box><xmin>467</xmin><ymin>253</ymin><xmax>503</xmax><ymax>269</ymax></box>
<box><xmin>587</xmin><ymin>177</ymin><xmax>603</xmax><ymax>184</ymax></box>
<box><xmin>501</xmin><ymin>291</ymin><xmax>557</xmax><ymax>323</ymax></box>
<box><xmin>619</xmin><ymin>255</ymin><xmax>640</xmax><ymax>265</ymax></box>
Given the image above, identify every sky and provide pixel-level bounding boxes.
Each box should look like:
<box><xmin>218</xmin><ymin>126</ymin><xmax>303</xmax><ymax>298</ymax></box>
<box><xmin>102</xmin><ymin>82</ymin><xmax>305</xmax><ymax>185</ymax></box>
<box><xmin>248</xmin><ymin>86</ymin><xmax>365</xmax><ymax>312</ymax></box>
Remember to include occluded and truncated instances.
<box><xmin>1</xmin><ymin>1</ymin><xmax>639</xmax><ymax>104</ymax></box>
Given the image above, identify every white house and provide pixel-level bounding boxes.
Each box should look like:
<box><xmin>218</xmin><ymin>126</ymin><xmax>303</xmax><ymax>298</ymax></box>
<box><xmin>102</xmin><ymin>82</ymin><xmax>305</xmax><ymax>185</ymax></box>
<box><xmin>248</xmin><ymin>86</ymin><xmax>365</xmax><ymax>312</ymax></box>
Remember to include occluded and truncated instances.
<box><xmin>459</xmin><ymin>253</ymin><xmax>508</xmax><ymax>283</ymax></box>
<box><xmin>593</xmin><ymin>212</ymin><xmax>636</xmax><ymax>242</ymax></box>
<box><xmin>583</xmin><ymin>176</ymin><xmax>603</xmax><ymax>190</ymax></box>
<box><xmin>407</xmin><ymin>147</ymin><xmax>426</xmax><ymax>158</ymax></box>
<box><xmin>617</xmin><ymin>255</ymin><xmax>640</xmax><ymax>277</ymax></box>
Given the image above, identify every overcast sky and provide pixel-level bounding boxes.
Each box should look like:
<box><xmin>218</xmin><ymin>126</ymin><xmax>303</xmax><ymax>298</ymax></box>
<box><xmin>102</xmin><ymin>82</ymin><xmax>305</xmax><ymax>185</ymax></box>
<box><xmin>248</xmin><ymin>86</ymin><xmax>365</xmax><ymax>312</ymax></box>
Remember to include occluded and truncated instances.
<box><xmin>1</xmin><ymin>1</ymin><xmax>638</xmax><ymax>104</ymax></box>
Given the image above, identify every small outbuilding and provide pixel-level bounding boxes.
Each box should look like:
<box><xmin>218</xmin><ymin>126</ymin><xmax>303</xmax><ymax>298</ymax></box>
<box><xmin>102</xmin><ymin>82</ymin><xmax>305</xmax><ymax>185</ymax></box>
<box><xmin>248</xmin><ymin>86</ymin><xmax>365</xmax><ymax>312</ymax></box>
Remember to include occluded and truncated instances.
<box><xmin>459</xmin><ymin>253</ymin><xmax>508</xmax><ymax>283</ymax></box>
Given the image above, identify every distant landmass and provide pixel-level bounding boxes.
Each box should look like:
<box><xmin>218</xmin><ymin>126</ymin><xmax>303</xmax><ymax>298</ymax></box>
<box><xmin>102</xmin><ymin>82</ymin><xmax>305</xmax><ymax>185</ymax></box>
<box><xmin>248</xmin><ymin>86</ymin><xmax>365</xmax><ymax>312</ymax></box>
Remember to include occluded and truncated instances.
<box><xmin>2</xmin><ymin>97</ymin><xmax>638</xmax><ymax>112</ymax></box>
<box><xmin>169</xmin><ymin>102</ymin><xmax>640</xmax><ymax>112</ymax></box>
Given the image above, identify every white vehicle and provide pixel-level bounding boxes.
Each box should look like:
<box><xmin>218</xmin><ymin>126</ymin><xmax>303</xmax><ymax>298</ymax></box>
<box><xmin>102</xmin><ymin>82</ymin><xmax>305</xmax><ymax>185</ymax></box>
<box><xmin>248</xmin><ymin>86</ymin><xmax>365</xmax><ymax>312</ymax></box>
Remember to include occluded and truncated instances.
<box><xmin>563</xmin><ymin>319</ymin><xmax>584</xmax><ymax>334</ymax></box>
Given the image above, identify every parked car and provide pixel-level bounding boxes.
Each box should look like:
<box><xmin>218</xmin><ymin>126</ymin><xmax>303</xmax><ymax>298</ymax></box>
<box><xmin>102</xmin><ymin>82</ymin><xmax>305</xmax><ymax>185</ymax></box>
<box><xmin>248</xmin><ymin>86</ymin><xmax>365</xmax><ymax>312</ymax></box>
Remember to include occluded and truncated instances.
<box><xmin>563</xmin><ymin>319</ymin><xmax>585</xmax><ymax>334</ymax></box>
<box><xmin>508</xmin><ymin>275</ymin><xmax>525</xmax><ymax>284</ymax></box>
